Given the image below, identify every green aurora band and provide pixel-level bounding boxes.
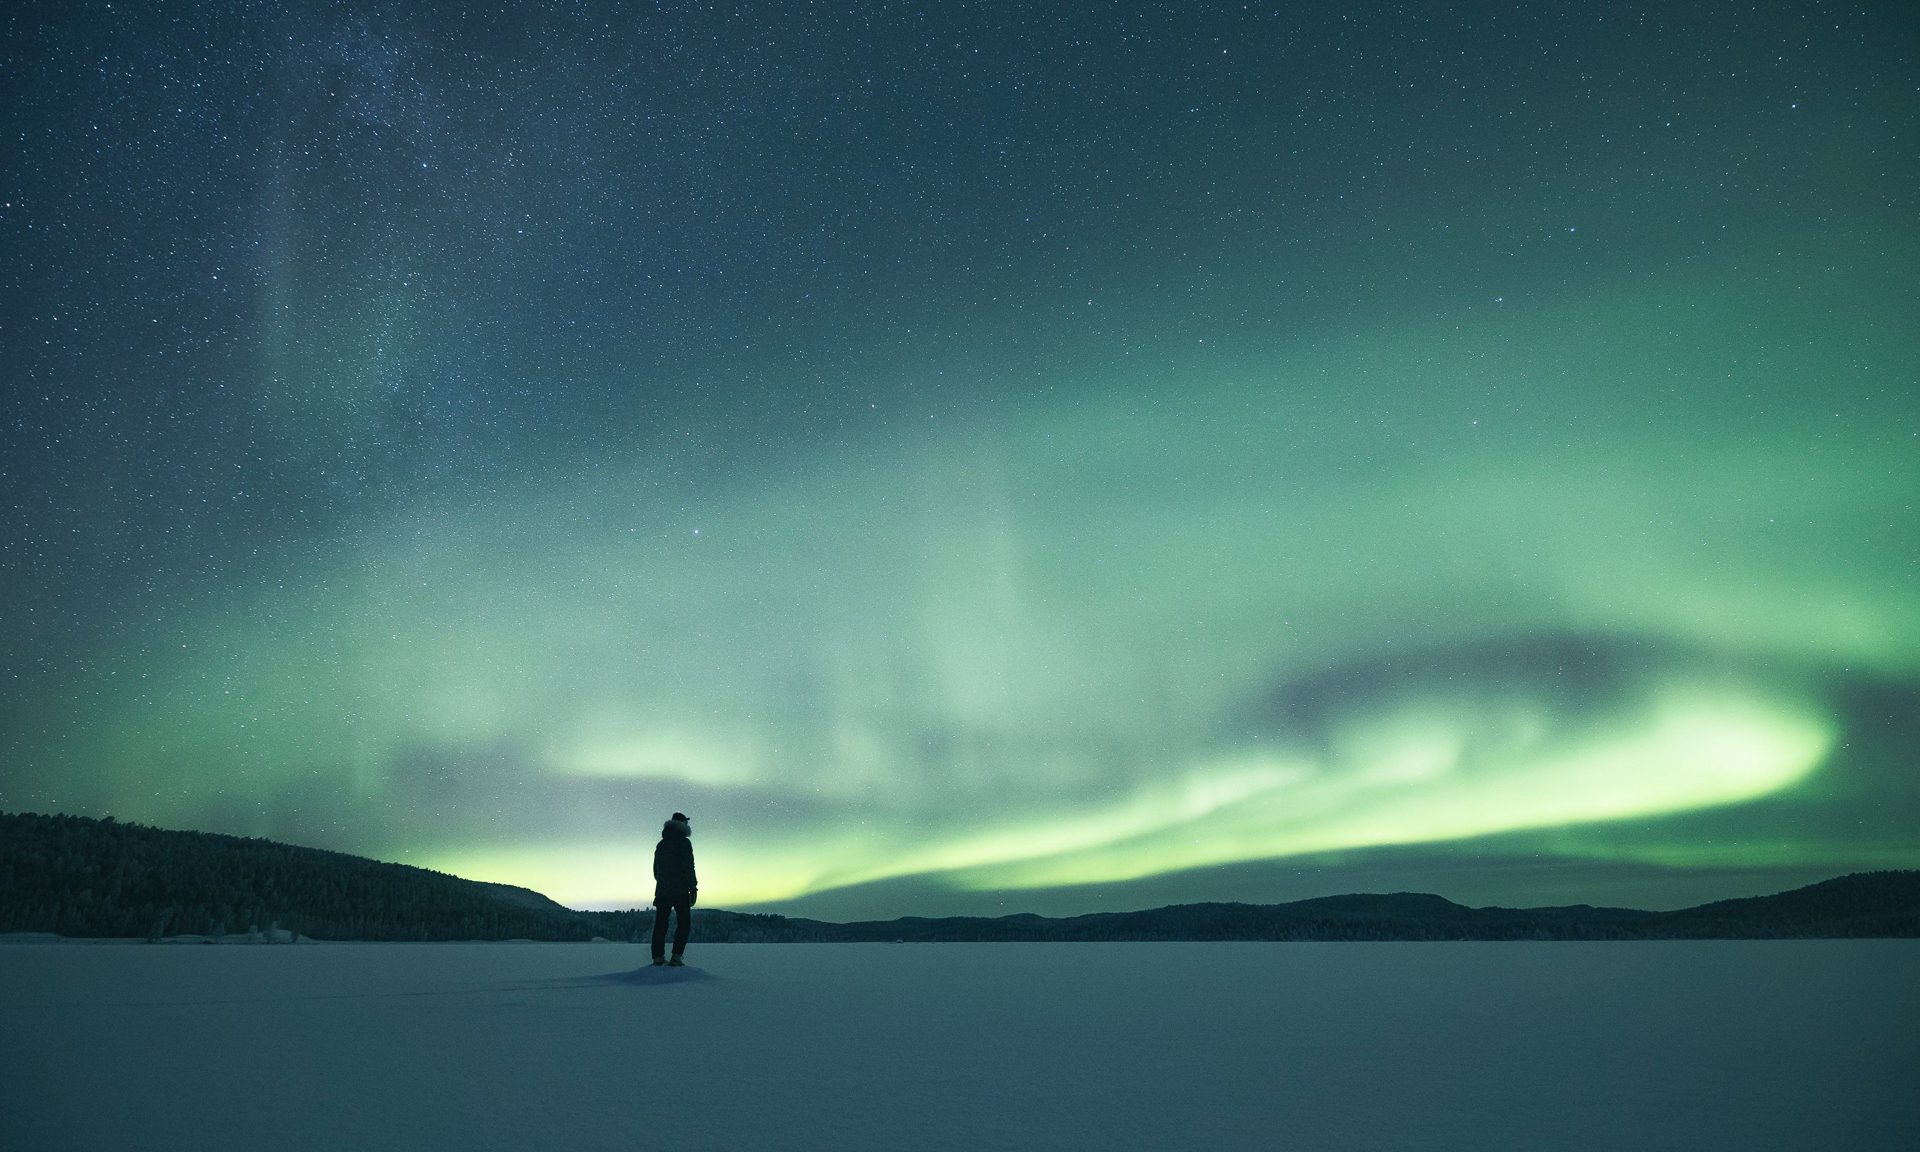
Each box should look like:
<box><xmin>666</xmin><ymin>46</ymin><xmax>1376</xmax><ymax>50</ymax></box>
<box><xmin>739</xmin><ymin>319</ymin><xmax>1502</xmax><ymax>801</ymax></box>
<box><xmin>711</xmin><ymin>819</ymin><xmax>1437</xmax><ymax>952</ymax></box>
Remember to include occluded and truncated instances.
<box><xmin>21</xmin><ymin>253</ymin><xmax>1917</xmax><ymax>910</ymax></box>
<box><xmin>8</xmin><ymin>2</ymin><xmax>1918</xmax><ymax>916</ymax></box>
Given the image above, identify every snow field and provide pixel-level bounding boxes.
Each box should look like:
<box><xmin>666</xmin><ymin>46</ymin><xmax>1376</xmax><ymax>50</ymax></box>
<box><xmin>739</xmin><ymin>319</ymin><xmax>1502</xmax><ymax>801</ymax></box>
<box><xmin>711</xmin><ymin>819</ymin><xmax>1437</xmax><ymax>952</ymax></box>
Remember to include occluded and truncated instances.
<box><xmin>2</xmin><ymin>940</ymin><xmax>1915</xmax><ymax>1151</ymax></box>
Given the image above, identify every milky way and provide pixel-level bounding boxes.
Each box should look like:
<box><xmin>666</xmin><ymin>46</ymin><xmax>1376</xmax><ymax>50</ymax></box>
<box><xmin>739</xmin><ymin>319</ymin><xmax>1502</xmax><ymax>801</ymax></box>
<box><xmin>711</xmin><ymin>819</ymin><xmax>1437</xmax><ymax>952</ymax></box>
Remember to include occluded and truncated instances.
<box><xmin>4</xmin><ymin>2</ymin><xmax>1916</xmax><ymax>914</ymax></box>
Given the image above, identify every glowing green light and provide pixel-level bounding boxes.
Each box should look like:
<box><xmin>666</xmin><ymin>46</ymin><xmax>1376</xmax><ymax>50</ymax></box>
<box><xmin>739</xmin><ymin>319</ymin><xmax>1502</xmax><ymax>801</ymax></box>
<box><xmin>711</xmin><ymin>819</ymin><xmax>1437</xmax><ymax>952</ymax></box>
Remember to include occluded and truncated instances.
<box><xmin>26</xmin><ymin>254</ymin><xmax>1915</xmax><ymax>911</ymax></box>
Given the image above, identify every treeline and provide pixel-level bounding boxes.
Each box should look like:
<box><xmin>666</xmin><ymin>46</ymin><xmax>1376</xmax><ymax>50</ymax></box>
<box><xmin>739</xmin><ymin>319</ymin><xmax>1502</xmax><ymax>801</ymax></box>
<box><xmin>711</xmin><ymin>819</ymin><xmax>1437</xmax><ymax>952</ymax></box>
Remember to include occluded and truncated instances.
<box><xmin>4</xmin><ymin>811</ymin><xmax>1916</xmax><ymax>942</ymax></box>
<box><xmin>0</xmin><ymin>811</ymin><xmax>607</xmax><ymax>941</ymax></box>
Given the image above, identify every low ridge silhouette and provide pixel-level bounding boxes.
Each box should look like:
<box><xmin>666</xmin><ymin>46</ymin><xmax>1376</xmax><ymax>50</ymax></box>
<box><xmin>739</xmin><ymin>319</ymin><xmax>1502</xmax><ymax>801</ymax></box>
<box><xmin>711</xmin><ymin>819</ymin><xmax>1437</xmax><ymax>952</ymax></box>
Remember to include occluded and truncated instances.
<box><xmin>3</xmin><ymin>811</ymin><xmax>1915</xmax><ymax>942</ymax></box>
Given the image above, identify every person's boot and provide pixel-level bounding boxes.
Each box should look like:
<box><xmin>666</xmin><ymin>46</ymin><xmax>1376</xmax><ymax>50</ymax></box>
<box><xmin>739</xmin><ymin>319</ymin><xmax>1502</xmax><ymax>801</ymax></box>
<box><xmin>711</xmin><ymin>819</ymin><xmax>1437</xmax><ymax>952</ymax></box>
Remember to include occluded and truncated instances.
<box><xmin>667</xmin><ymin>955</ymin><xmax>685</xmax><ymax>967</ymax></box>
<box><xmin>652</xmin><ymin>956</ymin><xmax>667</xmax><ymax>966</ymax></box>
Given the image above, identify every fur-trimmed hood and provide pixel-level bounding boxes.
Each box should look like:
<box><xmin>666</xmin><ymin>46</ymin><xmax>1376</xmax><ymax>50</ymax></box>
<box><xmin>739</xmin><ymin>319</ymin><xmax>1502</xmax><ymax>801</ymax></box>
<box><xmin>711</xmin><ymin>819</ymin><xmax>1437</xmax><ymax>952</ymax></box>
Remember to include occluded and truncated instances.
<box><xmin>661</xmin><ymin>817</ymin><xmax>691</xmax><ymax>839</ymax></box>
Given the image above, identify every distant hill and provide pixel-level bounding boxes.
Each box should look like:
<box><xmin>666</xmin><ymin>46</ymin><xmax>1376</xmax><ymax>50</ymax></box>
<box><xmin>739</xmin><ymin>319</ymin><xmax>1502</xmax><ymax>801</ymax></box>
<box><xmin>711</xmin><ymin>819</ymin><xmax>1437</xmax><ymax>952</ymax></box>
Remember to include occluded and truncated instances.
<box><xmin>0</xmin><ymin>811</ymin><xmax>608</xmax><ymax>942</ymax></box>
<box><xmin>3</xmin><ymin>811</ymin><xmax>1916</xmax><ymax>942</ymax></box>
<box><xmin>773</xmin><ymin>874</ymin><xmax>1920</xmax><ymax>942</ymax></box>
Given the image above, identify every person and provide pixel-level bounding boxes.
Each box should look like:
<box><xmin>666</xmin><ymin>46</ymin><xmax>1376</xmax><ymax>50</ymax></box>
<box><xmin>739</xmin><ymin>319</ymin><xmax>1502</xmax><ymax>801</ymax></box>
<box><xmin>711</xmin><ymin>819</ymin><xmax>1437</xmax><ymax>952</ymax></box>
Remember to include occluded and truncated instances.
<box><xmin>651</xmin><ymin>811</ymin><xmax>697</xmax><ymax>966</ymax></box>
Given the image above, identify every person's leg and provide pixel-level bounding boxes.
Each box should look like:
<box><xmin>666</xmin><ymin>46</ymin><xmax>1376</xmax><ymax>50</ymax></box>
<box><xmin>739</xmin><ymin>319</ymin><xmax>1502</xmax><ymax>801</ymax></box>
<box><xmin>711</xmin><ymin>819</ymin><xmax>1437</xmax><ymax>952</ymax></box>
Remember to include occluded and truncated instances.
<box><xmin>671</xmin><ymin>898</ymin><xmax>691</xmax><ymax>959</ymax></box>
<box><xmin>651</xmin><ymin>904</ymin><xmax>671</xmax><ymax>963</ymax></box>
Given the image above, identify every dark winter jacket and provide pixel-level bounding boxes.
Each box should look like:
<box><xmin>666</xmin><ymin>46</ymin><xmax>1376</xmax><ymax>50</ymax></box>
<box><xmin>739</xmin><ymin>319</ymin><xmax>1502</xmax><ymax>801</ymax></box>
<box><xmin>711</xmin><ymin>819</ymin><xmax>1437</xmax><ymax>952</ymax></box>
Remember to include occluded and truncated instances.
<box><xmin>653</xmin><ymin>818</ymin><xmax>697</xmax><ymax>906</ymax></box>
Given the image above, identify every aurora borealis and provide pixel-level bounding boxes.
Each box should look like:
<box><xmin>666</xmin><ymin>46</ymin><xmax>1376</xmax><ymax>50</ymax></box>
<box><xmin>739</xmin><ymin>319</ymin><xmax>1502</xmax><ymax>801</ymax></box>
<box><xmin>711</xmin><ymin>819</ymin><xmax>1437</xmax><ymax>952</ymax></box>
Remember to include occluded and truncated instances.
<box><xmin>4</xmin><ymin>2</ymin><xmax>1916</xmax><ymax>916</ymax></box>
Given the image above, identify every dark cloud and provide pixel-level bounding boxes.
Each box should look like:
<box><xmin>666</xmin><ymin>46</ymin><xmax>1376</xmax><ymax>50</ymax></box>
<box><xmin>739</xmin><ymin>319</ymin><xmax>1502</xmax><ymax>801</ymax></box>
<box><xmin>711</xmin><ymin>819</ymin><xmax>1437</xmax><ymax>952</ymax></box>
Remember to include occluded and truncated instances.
<box><xmin>1244</xmin><ymin>632</ymin><xmax>1682</xmax><ymax>735</ymax></box>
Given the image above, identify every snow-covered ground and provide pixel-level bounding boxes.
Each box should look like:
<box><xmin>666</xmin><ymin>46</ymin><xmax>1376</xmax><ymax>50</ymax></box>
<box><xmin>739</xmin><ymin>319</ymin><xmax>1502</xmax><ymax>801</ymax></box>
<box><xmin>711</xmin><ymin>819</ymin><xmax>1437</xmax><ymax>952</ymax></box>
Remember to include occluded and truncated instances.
<box><xmin>2</xmin><ymin>940</ymin><xmax>1914</xmax><ymax>1151</ymax></box>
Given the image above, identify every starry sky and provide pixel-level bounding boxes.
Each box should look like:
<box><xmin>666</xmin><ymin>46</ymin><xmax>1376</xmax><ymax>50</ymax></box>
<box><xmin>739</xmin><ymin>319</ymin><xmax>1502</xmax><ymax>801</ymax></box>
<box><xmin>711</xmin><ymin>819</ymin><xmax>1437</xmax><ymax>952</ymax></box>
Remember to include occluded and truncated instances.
<box><xmin>4</xmin><ymin>1</ymin><xmax>1917</xmax><ymax>917</ymax></box>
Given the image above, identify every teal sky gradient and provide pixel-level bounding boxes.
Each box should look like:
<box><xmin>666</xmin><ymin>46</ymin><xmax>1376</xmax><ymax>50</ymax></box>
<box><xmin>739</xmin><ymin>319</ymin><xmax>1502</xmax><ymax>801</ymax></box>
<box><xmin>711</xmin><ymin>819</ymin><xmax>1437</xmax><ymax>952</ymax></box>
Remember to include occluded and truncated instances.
<box><xmin>3</xmin><ymin>1</ymin><xmax>1916</xmax><ymax>914</ymax></box>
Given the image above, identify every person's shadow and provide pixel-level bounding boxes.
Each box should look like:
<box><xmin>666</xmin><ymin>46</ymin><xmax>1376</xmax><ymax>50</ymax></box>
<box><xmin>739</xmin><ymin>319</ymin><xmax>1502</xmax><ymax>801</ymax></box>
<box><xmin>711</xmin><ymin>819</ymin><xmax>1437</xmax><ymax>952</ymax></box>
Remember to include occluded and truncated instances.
<box><xmin>512</xmin><ymin>964</ymin><xmax>717</xmax><ymax>995</ymax></box>
<box><xmin>590</xmin><ymin>964</ymin><xmax>714</xmax><ymax>986</ymax></box>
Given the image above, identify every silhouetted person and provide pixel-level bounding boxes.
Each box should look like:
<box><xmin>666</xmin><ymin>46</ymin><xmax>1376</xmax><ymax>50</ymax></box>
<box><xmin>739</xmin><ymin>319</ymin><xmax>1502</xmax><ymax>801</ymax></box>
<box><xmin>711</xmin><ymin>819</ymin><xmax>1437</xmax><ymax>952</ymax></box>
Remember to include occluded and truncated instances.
<box><xmin>651</xmin><ymin>812</ymin><xmax>697</xmax><ymax>966</ymax></box>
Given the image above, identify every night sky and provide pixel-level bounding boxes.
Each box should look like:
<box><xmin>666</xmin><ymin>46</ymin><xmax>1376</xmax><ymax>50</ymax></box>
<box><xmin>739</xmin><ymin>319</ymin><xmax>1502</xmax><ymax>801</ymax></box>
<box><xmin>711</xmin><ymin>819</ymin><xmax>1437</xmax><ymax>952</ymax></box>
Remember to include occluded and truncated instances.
<box><xmin>4</xmin><ymin>1</ymin><xmax>1916</xmax><ymax>916</ymax></box>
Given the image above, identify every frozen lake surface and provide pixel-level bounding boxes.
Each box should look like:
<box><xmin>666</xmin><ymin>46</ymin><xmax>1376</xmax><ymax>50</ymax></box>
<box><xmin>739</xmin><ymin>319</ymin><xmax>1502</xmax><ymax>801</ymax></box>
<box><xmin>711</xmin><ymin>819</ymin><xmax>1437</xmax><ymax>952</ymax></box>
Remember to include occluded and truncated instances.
<box><xmin>3</xmin><ymin>940</ymin><xmax>1915</xmax><ymax>1151</ymax></box>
